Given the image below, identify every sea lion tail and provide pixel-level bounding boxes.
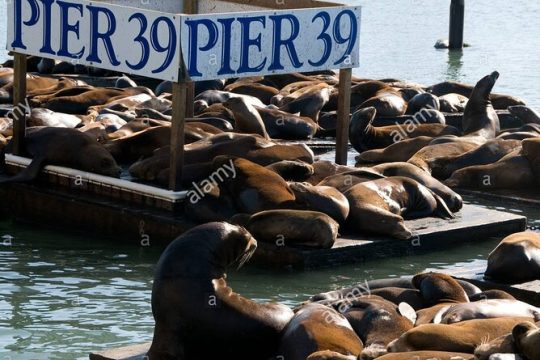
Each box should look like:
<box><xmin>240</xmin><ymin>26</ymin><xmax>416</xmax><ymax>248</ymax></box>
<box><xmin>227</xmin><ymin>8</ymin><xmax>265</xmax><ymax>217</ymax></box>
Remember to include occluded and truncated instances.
<box><xmin>432</xmin><ymin>192</ymin><xmax>455</xmax><ymax>219</ymax></box>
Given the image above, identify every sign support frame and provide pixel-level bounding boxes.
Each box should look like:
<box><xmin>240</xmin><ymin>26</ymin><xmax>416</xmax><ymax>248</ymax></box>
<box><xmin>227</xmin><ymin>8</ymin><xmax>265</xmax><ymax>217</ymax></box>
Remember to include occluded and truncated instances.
<box><xmin>335</xmin><ymin>68</ymin><xmax>352</xmax><ymax>165</ymax></box>
<box><xmin>12</xmin><ymin>53</ymin><xmax>27</xmax><ymax>156</ymax></box>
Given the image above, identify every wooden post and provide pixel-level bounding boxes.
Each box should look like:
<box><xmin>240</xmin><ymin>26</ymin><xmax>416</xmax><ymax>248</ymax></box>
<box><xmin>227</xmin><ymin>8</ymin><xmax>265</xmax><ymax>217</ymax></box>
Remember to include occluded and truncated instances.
<box><xmin>12</xmin><ymin>53</ymin><xmax>27</xmax><ymax>156</ymax></box>
<box><xmin>449</xmin><ymin>0</ymin><xmax>465</xmax><ymax>49</ymax></box>
<box><xmin>184</xmin><ymin>0</ymin><xmax>197</xmax><ymax>118</ymax></box>
<box><xmin>335</xmin><ymin>68</ymin><xmax>352</xmax><ymax>165</ymax></box>
<box><xmin>168</xmin><ymin>82</ymin><xmax>187</xmax><ymax>191</ymax></box>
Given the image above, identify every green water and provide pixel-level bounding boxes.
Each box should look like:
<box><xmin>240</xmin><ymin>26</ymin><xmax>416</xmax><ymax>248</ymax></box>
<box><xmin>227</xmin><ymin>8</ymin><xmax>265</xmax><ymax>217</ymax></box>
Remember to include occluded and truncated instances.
<box><xmin>1</xmin><ymin>0</ymin><xmax>540</xmax><ymax>358</ymax></box>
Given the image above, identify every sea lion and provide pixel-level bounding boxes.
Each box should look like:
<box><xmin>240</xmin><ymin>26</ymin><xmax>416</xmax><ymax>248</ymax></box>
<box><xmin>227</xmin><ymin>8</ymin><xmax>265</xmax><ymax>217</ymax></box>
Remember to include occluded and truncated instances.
<box><xmin>462</xmin><ymin>72</ymin><xmax>500</xmax><ymax>138</ymax></box>
<box><xmin>224</xmin><ymin>97</ymin><xmax>270</xmax><ymax>139</ymax></box>
<box><xmin>513</xmin><ymin>322</ymin><xmax>540</xmax><ymax>360</ymax></box>
<box><xmin>444</xmin><ymin>150</ymin><xmax>535</xmax><ymax>189</ymax></box>
<box><xmin>378</xmin><ymin>351</ymin><xmax>474</xmax><ymax>360</ymax></box>
<box><xmin>428</xmin><ymin>80</ymin><xmax>526</xmax><ymax>110</ymax></box>
<box><xmin>256</xmin><ymin>106</ymin><xmax>319</xmax><ymax>139</ymax></box>
<box><xmin>227</xmin><ymin>82</ymin><xmax>278</xmax><ymax>104</ymax></box>
<box><xmin>115</xmin><ymin>75</ymin><xmax>137</xmax><ymax>88</ymax></box>
<box><xmin>289</xmin><ymin>182</ymin><xmax>350</xmax><ymax>223</ymax></box>
<box><xmin>433</xmin><ymin>300</ymin><xmax>540</xmax><ymax>324</ymax></box>
<box><xmin>474</xmin><ymin>332</ymin><xmax>517</xmax><ymax>360</ymax></box>
<box><xmin>371</xmin><ymin>162</ymin><xmax>463</xmax><ymax>212</ymax></box>
<box><xmin>439</xmin><ymin>93</ymin><xmax>469</xmax><ymax>113</ymax></box>
<box><xmin>430</xmin><ymin>139</ymin><xmax>522</xmax><ymax>179</ymax></box>
<box><xmin>485</xmin><ymin>231</ymin><xmax>540</xmax><ymax>284</ymax></box>
<box><xmin>277</xmin><ymin>303</ymin><xmax>363</xmax><ymax>360</ymax></box>
<box><xmin>387</xmin><ymin>317</ymin><xmax>533</xmax><ymax>353</ymax></box>
<box><xmin>369</xmin><ymin>287</ymin><xmax>427</xmax><ymax>311</ymax></box>
<box><xmin>415</xmin><ymin>303</ymin><xmax>457</xmax><ymax>325</ymax></box>
<box><xmin>265</xmin><ymin>160</ymin><xmax>314</xmax><ymax>181</ymax></box>
<box><xmin>344</xmin><ymin>177</ymin><xmax>454</xmax><ymax>239</ymax></box>
<box><xmin>194</xmin><ymin>90</ymin><xmax>265</xmax><ymax>112</ymax></box>
<box><xmin>469</xmin><ymin>290</ymin><xmax>516</xmax><ymax>301</ymax></box>
<box><xmin>307</xmin><ymin>351</ymin><xmax>357</xmax><ymax>360</ymax></box>
<box><xmin>27</xmin><ymin>108</ymin><xmax>82</xmax><ymax>128</ymax></box>
<box><xmin>349</xmin><ymin>107</ymin><xmax>460</xmax><ymax>152</ymax></box>
<box><xmin>407</xmin><ymin>141</ymin><xmax>480</xmax><ymax>173</ymax></box>
<box><xmin>356</xmin><ymin>136</ymin><xmax>434</xmax><ymax>164</ymax></box>
<box><xmin>355</xmin><ymin>85</ymin><xmax>408</xmax><ymax>117</ymax></box>
<box><xmin>330</xmin><ymin>296</ymin><xmax>415</xmax><ymax>360</ymax></box>
<box><xmin>522</xmin><ymin>138</ymin><xmax>540</xmax><ymax>184</ymax></box>
<box><xmin>234</xmin><ymin>209</ymin><xmax>339</xmax><ymax>249</ymax></box>
<box><xmin>213</xmin><ymin>156</ymin><xmax>296</xmax><ymax>214</ymax></box>
<box><xmin>148</xmin><ymin>222</ymin><xmax>294</xmax><ymax>360</ymax></box>
<box><xmin>509</xmin><ymin>105</ymin><xmax>540</xmax><ymax>125</ymax></box>
<box><xmin>306</xmin><ymin>160</ymin><xmax>360</xmax><ymax>186</ymax></box>
<box><xmin>317</xmin><ymin>168</ymin><xmax>386</xmax><ymax>194</ymax></box>
<box><xmin>413</xmin><ymin>272</ymin><xmax>469</xmax><ymax>305</ymax></box>
<box><xmin>0</xmin><ymin>127</ymin><xmax>121</xmax><ymax>183</ymax></box>
<box><xmin>105</xmin><ymin>126</ymin><xmax>172</xmax><ymax>163</ymax></box>
<box><xmin>406</xmin><ymin>93</ymin><xmax>440</xmax><ymax>114</ymax></box>
<box><xmin>279</xmin><ymin>83</ymin><xmax>331</xmax><ymax>121</ymax></box>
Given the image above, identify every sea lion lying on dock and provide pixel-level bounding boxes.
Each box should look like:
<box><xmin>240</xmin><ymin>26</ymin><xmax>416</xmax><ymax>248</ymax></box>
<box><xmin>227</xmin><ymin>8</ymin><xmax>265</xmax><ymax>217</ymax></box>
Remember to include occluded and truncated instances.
<box><xmin>433</xmin><ymin>300</ymin><xmax>540</xmax><ymax>324</ymax></box>
<box><xmin>148</xmin><ymin>222</ymin><xmax>294</xmax><ymax>360</ymax></box>
<box><xmin>277</xmin><ymin>303</ymin><xmax>363</xmax><ymax>360</ymax></box>
<box><xmin>0</xmin><ymin>127</ymin><xmax>121</xmax><ymax>183</ymax></box>
<box><xmin>344</xmin><ymin>177</ymin><xmax>454</xmax><ymax>239</ymax></box>
<box><xmin>485</xmin><ymin>231</ymin><xmax>540</xmax><ymax>284</ymax></box>
<box><xmin>509</xmin><ymin>105</ymin><xmax>540</xmax><ymax>125</ymax></box>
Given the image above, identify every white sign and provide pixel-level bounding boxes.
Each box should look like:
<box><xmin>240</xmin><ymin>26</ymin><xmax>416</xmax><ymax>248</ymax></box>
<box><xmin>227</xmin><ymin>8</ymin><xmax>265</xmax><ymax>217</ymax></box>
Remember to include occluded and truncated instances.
<box><xmin>180</xmin><ymin>6</ymin><xmax>361</xmax><ymax>81</ymax></box>
<box><xmin>7</xmin><ymin>0</ymin><xmax>182</xmax><ymax>81</ymax></box>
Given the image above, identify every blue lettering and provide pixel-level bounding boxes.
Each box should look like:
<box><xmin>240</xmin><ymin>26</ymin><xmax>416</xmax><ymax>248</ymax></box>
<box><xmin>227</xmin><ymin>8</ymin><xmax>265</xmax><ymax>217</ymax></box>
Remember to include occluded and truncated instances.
<box><xmin>185</xmin><ymin>19</ymin><xmax>219</xmax><ymax>77</ymax></box>
<box><xmin>86</xmin><ymin>5</ymin><xmax>120</xmax><ymax>65</ymax></box>
<box><xmin>126</xmin><ymin>13</ymin><xmax>149</xmax><ymax>70</ymax></box>
<box><xmin>217</xmin><ymin>18</ymin><xmax>235</xmax><ymax>76</ymax></box>
<box><xmin>11</xmin><ymin>0</ymin><xmax>41</xmax><ymax>49</ymax></box>
<box><xmin>268</xmin><ymin>14</ymin><xmax>303</xmax><ymax>71</ymax></box>
<box><xmin>39</xmin><ymin>0</ymin><xmax>56</xmax><ymax>55</ymax></box>
<box><xmin>237</xmin><ymin>16</ymin><xmax>266</xmax><ymax>74</ymax></box>
<box><xmin>57</xmin><ymin>1</ymin><xmax>84</xmax><ymax>59</ymax></box>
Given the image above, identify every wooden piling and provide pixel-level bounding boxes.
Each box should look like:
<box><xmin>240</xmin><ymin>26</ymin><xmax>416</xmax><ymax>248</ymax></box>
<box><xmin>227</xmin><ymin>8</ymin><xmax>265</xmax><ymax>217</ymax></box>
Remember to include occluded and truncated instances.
<box><xmin>168</xmin><ymin>82</ymin><xmax>187</xmax><ymax>191</ymax></box>
<box><xmin>12</xmin><ymin>53</ymin><xmax>27</xmax><ymax>156</ymax></box>
<box><xmin>335</xmin><ymin>68</ymin><xmax>352</xmax><ymax>165</ymax></box>
<box><xmin>449</xmin><ymin>0</ymin><xmax>465</xmax><ymax>49</ymax></box>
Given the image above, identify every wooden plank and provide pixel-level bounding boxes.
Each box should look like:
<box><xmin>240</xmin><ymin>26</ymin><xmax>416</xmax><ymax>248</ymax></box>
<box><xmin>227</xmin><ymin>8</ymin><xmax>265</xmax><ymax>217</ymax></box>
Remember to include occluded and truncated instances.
<box><xmin>90</xmin><ymin>342</ymin><xmax>150</xmax><ymax>360</ymax></box>
<box><xmin>250</xmin><ymin>204</ymin><xmax>527</xmax><ymax>269</ymax></box>
<box><xmin>184</xmin><ymin>0</ymin><xmax>198</xmax><ymax>13</ymax></box>
<box><xmin>335</xmin><ymin>68</ymin><xmax>352</xmax><ymax>165</ymax></box>
<box><xmin>168</xmin><ymin>82</ymin><xmax>187</xmax><ymax>191</ymax></box>
<box><xmin>12</xmin><ymin>53</ymin><xmax>27</xmax><ymax>156</ymax></box>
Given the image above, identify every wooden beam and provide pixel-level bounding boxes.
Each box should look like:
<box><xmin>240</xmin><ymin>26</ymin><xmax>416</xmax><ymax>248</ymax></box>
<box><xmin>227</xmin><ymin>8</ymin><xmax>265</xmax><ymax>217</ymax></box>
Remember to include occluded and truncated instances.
<box><xmin>168</xmin><ymin>82</ymin><xmax>187</xmax><ymax>191</ymax></box>
<box><xmin>12</xmin><ymin>53</ymin><xmax>27</xmax><ymax>156</ymax></box>
<box><xmin>184</xmin><ymin>0</ymin><xmax>197</xmax><ymax>118</ymax></box>
<box><xmin>184</xmin><ymin>0</ymin><xmax>198</xmax><ymax>14</ymax></box>
<box><xmin>335</xmin><ymin>68</ymin><xmax>352</xmax><ymax>165</ymax></box>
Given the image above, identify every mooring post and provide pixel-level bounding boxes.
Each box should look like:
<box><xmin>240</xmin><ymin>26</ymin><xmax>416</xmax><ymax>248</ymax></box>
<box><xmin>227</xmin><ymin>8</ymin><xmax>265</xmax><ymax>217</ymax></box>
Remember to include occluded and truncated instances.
<box><xmin>449</xmin><ymin>0</ymin><xmax>465</xmax><ymax>49</ymax></box>
<box><xmin>335</xmin><ymin>68</ymin><xmax>352</xmax><ymax>165</ymax></box>
<box><xmin>12</xmin><ymin>53</ymin><xmax>27</xmax><ymax>156</ymax></box>
<box><xmin>168</xmin><ymin>82</ymin><xmax>187</xmax><ymax>191</ymax></box>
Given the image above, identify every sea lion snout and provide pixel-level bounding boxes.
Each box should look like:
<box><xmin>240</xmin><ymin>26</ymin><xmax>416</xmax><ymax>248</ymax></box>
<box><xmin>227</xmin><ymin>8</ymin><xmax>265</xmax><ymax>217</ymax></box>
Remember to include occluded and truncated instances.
<box><xmin>490</xmin><ymin>71</ymin><xmax>500</xmax><ymax>81</ymax></box>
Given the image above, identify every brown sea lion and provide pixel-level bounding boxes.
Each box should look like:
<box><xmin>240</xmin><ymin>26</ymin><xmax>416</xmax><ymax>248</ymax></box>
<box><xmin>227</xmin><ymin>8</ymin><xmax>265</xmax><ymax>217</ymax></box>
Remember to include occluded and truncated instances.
<box><xmin>330</xmin><ymin>296</ymin><xmax>415</xmax><ymax>360</ymax></box>
<box><xmin>474</xmin><ymin>332</ymin><xmax>517</xmax><ymax>360</ymax></box>
<box><xmin>413</xmin><ymin>272</ymin><xmax>469</xmax><ymax>306</ymax></box>
<box><xmin>378</xmin><ymin>351</ymin><xmax>474</xmax><ymax>360</ymax></box>
<box><xmin>468</xmin><ymin>290</ymin><xmax>516</xmax><ymax>301</ymax></box>
<box><xmin>317</xmin><ymin>168</ymin><xmax>386</xmax><ymax>194</ymax></box>
<box><xmin>513</xmin><ymin>322</ymin><xmax>540</xmax><ymax>360</ymax></box>
<box><xmin>265</xmin><ymin>160</ymin><xmax>314</xmax><ymax>181</ymax></box>
<box><xmin>434</xmin><ymin>300</ymin><xmax>540</xmax><ymax>324</ymax></box>
<box><xmin>0</xmin><ymin>127</ymin><xmax>121</xmax><ymax>183</ymax></box>
<box><xmin>509</xmin><ymin>105</ymin><xmax>540</xmax><ymax>125</ymax></box>
<box><xmin>462</xmin><ymin>72</ymin><xmax>501</xmax><ymax>138</ymax></box>
<box><xmin>428</xmin><ymin>79</ymin><xmax>526</xmax><ymax>110</ymax></box>
<box><xmin>439</xmin><ymin>93</ymin><xmax>469</xmax><ymax>113</ymax></box>
<box><xmin>307</xmin><ymin>351</ymin><xmax>357</xmax><ymax>360</ymax></box>
<box><xmin>148</xmin><ymin>222</ymin><xmax>294</xmax><ymax>360</ymax></box>
<box><xmin>416</xmin><ymin>303</ymin><xmax>456</xmax><ymax>325</ymax></box>
<box><xmin>406</xmin><ymin>93</ymin><xmax>440</xmax><ymax>114</ymax></box>
<box><xmin>223</xmin><ymin>97</ymin><xmax>269</xmax><ymax>139</ymax></box>
<box><xmin>387</xmin><ymin>317</ymin><xmax>533</xmax><ymax>353</ymax></box>
<box><xmin>407</xmin><ymin>141</ymin><xmax>480</xmax><ymax>173</ymax></box>
<box><xmin>370</xmin><ymin>287</ymin><xmax>427</xmax><ymax>311</ymax></box>
<box><xmin>344</xmin><ymin>177</ymin><xmax>454</xmax><ymax>239</ymax></box>
<box><xmin>444</xmin><ymin>150</ymin><xmax>535</xmax><ymax>189</ymax></box>
<box><xmin>256</xmin><ymin>106</ymin><xmax>318</xmax><ymax>139</ymax></box>
<box><xmin>349</xmin><ymin>107</ymin><xmax>460</xmax><ymax>152</ymax></box>
<box><xmin>485</xmin><ymin>232</ymin><xmax>540</xmax><ymax>284</ymax></box>
<box><xmin>523</xmin><ymin>138</ymin><xmax>540</xmax><ymax>184</ymax></box>
<box><xmin>306</xmin><ymin>160</ymin><xmax>359</xmax><ymax>186</ymax></box>
<box><xmin>277</xmin><ymin>303</ymin><xmax>363</xmax><ymax>360</ymax></box>
<box><xmin>279</xmin><ymin>83</ymin><xmax>332</xmax><ymax>121</ymax></box>
<box><xmin>105</xmin><ymin>126</ymin><xmax>172</xmax><ymax>163</ymax></box>
<box><xmin>430</xmin><ymin>139</ymin><xmax>522</xmax><ymax>179</ymax></box>
<box><xmin>194</xmin><ymin>90</ymin><xmax>264</xmax><ymax>112</ymax></box>
<box><xmin>356</xmin><ymin>136</ymin><xmax>434</xmax><ymax>164</ymax></box>
<box><xmin>213</xmin><ymin>156</ymin><xmax>296</xmax><ymax>214</ymax></box>
<box><xmin>227</xmin><ymin>82</ymin><xmax>278</xmax><ymax>104</ymax></box>
<box><xmin>289</xmin><ymin>182</ymin><xmax>350</xmax><ymax>223</ymax></box>
<box><xmin>371</xmin><ymin>162</ymin><xmax>463</xmax><ymax>212</ymax></box>
<box><xmin>235</xmin><ymin>209</ymin><xmax>339</xmax><ymax>249</ymax></box>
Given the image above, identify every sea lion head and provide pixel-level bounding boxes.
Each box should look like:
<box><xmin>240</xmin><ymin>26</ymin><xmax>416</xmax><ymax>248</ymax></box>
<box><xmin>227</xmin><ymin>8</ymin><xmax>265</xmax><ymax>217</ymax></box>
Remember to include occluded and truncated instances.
<box><xmin>80</xmin><ymin>145</ymin><xmax>122</xmax><ymax>178</ymax></box>
<box><xmin>512</xmin><ymin>322</ymin><xmax>540</xmax><ymax>360</ymax></box>
<box><xmin>351</xmin><ymin>107</ymin><xmax>377</xmax><ymax>133</ymax></box>
<box><xmin>412</xmin><ymin>272</ymin><xmax>469</xmax><ymax>305</ymax></box>
<box><xmin>156</xmin><ymin>222</ymin><xmax>257</xmax><ymax>280</ymax></box>
<box><xmin>474</xmin><ymin>71</ymin><xmax>500</xmax><ymax>100</ymax></box>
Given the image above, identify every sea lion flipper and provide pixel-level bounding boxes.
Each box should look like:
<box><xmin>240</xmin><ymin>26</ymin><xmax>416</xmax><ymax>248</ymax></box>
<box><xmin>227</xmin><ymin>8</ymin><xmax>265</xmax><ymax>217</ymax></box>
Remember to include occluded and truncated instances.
<box><xmin>433</xmin><ymin>192</ymin><xmax>455</xmax><ymax>219</ymax></box>
<box><xmin>0</xmin><ymin>157</ymin><xmax>46</xmax><ymax>184</ymax></box>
